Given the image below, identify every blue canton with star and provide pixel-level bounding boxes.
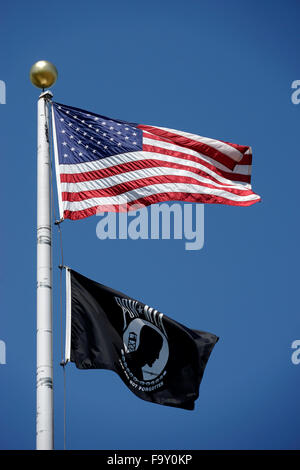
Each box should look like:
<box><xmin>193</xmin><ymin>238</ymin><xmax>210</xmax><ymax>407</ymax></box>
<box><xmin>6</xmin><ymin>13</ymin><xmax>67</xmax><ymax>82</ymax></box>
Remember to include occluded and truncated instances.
<box><xmin>52</xmin><ymin>102</ymin><xmax>143</xmax><ymax>165</ymax></box>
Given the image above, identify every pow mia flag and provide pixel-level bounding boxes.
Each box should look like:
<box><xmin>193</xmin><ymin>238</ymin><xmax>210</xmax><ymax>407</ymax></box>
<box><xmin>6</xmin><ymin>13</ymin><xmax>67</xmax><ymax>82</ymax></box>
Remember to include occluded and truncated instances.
<box><xmin>65</xmin><ymin>268</ymin><xmax>218</xmax><ymax>410</ymax></box>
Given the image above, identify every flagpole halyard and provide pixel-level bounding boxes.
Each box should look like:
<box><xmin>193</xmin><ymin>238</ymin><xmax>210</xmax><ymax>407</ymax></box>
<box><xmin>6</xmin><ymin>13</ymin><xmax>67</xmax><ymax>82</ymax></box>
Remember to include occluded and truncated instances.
<box><xmin>51</xmin><ymin>104</ymin><xmax>64</xmax><ymax>221</ymax></box>
<box><xmin>65</xmin><ymin>267</ymin><xmax>71</xmax><ymax>364</ymax></box>
<box><xmin>30</xmin><ymin>60</ymin><xmax>57</xmax><ymax>450</ymax></box>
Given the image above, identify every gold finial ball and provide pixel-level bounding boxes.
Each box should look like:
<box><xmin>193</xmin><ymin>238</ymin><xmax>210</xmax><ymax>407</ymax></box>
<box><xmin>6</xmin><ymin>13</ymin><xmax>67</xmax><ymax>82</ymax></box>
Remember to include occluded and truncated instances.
<box><xmin>30</xmin><ymin>60</ymin><xmax>58</xmax><ymax>89</ymax></box>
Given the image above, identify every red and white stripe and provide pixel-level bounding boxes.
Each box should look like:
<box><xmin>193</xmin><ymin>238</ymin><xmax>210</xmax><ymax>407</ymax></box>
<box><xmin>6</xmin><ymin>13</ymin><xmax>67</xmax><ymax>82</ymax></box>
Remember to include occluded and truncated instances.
<box><xmin>54</xmin><ymin>122</ymin><xmax>261</xmax><ymax>220</ymax></box>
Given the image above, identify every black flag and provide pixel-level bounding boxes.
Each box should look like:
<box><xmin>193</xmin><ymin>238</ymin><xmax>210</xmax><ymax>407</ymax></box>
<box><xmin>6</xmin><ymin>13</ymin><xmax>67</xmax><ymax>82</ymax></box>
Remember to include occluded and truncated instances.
<box><xmin>65</xmin><ymin>269</ymin><xmax>218</xmax><ymax>410</ymax></box>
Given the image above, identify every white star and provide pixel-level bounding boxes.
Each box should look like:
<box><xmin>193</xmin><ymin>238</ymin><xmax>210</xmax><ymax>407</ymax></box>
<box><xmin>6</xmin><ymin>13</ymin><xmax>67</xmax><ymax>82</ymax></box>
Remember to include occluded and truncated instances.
<box><xmin>125</xmin><ymin>136</ymin><xmax>129</xmax><ymax>140</ymax></box>
<box><xmin>88</xmin><ymin>124</ymin><xmax>92</xmax><ymax>128</ymax></box>
<box><xmin>63</xmin><ymin>153</ymin><xmax>68</xmax><ymax>158</ymax></box>
<box><xmin>78</xmin><ymin>140</ymin><xmax>82</xmax><ymax>144</ymax></box>
<box><xmin>125</xmin><ymin>127</ymin><xmax>129</xmax><ymax>130</ymax></box>
<box><xmin>94</xmin><ymin>117</ymin><xmax>99</xmax><ymax>121</ymax></box>
<box><xmin>117</xmin><ymin>131</ymin><xmax>121</xmax><ymax>135</ymax></box>
<box><xmin>68</xmin><ymin>122</ymin><xmax>72</xmax><ymax>127</ymax></box>
<box><xmin>109</xmin><ymin>126</ymin><xmax>114</xmax><ymax>130</ymax></box>
<box><xmin>92</xmin><ymin>149</ymin><xmax>96</xmax><ymax>153</ymax></box>
<box><xmin>79</xmin><ymin>152</ymin><xmax>83</xmax><ymax>156</ymax></box>
<box><xmin>96</xmin><ymin>129</ymin><xmax>99</xmax><ymax>132</ymax></box>
<box><xmin>97</xmin><ymin>141</ymin><xmax>101</xmax><ymax>144</ymax></box>
<box><xmin>81</xmin><ymin>120</ymin><xmax>85</xmax><ymax>123</ymax></box>
<box><xmin>62</xmin><ymin>142</ymin><xmax>67</xmax><ymax>146</ymax></box>
<box><xmin>133</xmin><ymin>132</ymin><xmax>137</xmax><ymax>136</ymax></box>
<box><xmin>74</xmin><ymin>115</ymin><xmax>78</xmax><ymax>119</ymax></box>
<box><xmin>110</xmin><ymin>138</ymin><xmax>114</xmax><ymax>141</ymax></box>
<box><xmin>83</xmin><ymin>132</ymin><xmax>87</xmax><ymax>136</ymax></box>
<box><xmin>71</xmin><ymin>147</ymin><xmax>75</xmax><ymax>151</ymax></box>
<box><xmin>58</xmin><ymin>106</ymin><xmax>61</xmax><ymax>109</ymax></box>
<box><xmin>76</xmin><ymin>127</ymin><xmax>80</xmax><ymax>131</ymax></box>
<box><xmin>104</xmin><ymin>145</ymin><xmax>108</xmax><ymax>149</ymax></box>
<box><xmin>85</xmin><ymin>145</ymin><xmax>89</xmax><ymax>149</ymax></box>
<box><xmin>103</xmin><ymin>133</ymin><xmax>107</xmax><ymax>137</ymax></box>
<box><xmin>90</xmin><ymin>137</ymin><xmax>94</xmax><ymax>140</ymax></box>
<box><xmin>70</xmin><ymin>135</ymin><xmax>74</xmax><ymax>139</ymax></box>
<box><xmin>60</xmin><ymin>118</ymin><xmax>64</xmax><ymax>122</ymax></box>
<box><xmin>117</xmin><ymin>142</ymin><xmax>121</xmax><ymax>146</ymax></box>
<box><xmin>61</xmin><ymin>130</ymin><xmax>66</xmax><ymax>134</ymax></box>
<box><xmin>102</xmin><ymin>121</ymin><xmax>106</xmax><ymax>125</ymax></box>
<box><xmin>66</xmin><ymin>111</ymin><xmax>69</xmax><ymax>114</ymax></box>
<box><xmin>133</xmin><ymin>141</ymin><xmax>137</xmax><ymax>145</ymax></box>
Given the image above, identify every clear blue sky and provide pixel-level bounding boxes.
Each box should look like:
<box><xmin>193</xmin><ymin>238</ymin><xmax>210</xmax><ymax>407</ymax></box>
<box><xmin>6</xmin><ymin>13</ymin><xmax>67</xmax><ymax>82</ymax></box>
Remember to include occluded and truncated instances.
<box><xmin>1</xmin><ymin>0</ymin><xmax>300</xmax><ymax>450</ymax></box>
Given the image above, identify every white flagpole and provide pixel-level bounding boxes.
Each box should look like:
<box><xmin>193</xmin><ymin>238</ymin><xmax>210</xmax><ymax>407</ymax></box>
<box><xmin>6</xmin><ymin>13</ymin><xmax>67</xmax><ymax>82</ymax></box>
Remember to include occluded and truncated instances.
<box><xmin>36</xmin><ymin>90</ymin><xmax>54</xmax><ymax>450</ymax></box>
<box><xmin>30</xmin><ymin>60</ymin><xmax>58</xmax><ymax>450</ymax></box>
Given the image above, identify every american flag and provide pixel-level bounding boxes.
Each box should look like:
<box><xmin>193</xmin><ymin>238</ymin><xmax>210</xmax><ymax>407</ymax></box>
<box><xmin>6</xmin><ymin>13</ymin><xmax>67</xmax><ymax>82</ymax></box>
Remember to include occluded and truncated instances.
<box><xmin>52</xmin><ymin>102</ymin><xmax>261</xmax><ymax>220</ymax></box>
